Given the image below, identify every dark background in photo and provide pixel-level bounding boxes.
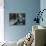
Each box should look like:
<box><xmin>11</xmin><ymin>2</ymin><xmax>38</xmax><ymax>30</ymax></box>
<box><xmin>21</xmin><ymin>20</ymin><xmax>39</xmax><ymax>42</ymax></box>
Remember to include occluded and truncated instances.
<box><xmin>9</xmin><ymin>13</ymin><xmax>26</xmax><ymax>25</ymax></box>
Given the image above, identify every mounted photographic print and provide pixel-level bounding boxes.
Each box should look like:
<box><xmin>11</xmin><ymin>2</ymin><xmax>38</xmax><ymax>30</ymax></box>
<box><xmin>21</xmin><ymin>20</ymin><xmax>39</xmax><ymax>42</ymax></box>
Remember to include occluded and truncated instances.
<box><xmin>9</xmin><ymin>13</ymin><xmax>26</xmax><ymax>25</ymax></box>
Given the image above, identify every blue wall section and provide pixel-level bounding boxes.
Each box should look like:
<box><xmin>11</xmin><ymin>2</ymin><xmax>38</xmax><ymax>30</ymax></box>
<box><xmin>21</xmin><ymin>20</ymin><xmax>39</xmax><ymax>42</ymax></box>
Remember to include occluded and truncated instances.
<box><xmin>4</xmin><ymin>0</ymin><xmax>40</xmax><ymax>42</ymax></box>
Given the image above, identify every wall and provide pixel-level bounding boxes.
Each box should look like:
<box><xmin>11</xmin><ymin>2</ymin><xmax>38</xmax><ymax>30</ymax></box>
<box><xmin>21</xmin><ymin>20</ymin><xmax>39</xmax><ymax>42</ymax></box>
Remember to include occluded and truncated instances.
<box><xmin>40</xmin><ymin>0</ymin><xmax>46</xmax><ymax>26</ymax></box>
<box><xmin>0</xmin><ymin>0</ymin><xmax>4</xmax><ymax>42</ymax></box>
<box><xmin>4</xmin><ymin>0</ymin><xmax>40</xmax><ymax>42</ymax></box>
<box><xmin>40</xmin><ymin>0</ymin><xmax>46</xmax><ymax>45</ymax></box>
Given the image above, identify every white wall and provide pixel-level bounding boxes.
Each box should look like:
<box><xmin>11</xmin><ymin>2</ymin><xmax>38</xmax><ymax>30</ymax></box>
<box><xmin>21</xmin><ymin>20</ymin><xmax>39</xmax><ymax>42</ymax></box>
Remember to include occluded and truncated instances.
<box><xmin>40</xmin><ymin>0</ymin><xmax>46</xmax><ymax>26</ymax></box>
<box><xmin>40</xmin><ymin>0</ymin><xmax>46</xmax><ymax>45</ymax></box>
<box><xmin>0</xmin><ymin>0</ymin><xmax>4</xmax><ymax>42</ymax></box>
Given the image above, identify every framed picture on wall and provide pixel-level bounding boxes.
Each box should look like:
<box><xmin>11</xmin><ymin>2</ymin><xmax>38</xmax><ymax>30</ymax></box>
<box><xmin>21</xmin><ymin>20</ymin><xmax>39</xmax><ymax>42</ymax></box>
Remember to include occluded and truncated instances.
<box><xmin>9</xmin><ymin>13</ymin><xmax>26</xmax><ymax>25</ymax></box>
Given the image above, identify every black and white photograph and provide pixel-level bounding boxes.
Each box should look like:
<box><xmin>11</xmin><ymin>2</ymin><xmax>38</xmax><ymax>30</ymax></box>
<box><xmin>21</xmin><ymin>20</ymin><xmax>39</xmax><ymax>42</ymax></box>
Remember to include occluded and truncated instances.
<box><xmin>9</xmin><ymin>13</ymin><xmax>26</xmax><ymax>25</ymax></box>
